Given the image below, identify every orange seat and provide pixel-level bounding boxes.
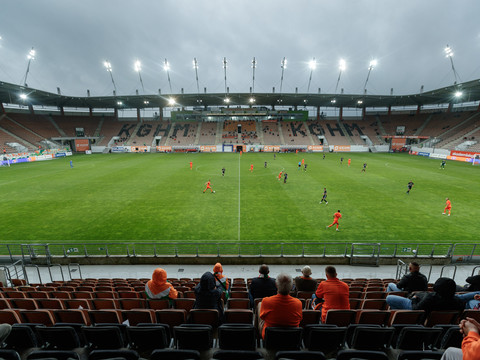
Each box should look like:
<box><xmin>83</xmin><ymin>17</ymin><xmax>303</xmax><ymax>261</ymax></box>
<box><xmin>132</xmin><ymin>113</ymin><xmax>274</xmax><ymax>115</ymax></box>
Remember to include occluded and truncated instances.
<box><xmin>147</xmin><ymin>299</ymin><xmax>170</xmax><ymax>310</ymax></box>
<box><xmin>224</xmin><ymin>309</ymin><xmax>254</xmax><ymax>324</ymax></box>
<box><xmin>0</xmin><ymin>309</ymin><xmax>22</xmax><ymax>324</ymax></box>
<box><xmin>123</xmin><ymin>309</ymin><xmax>156</xmax><ymax>325</ymax></box>
<box><xmin>53</xmin><ymin>309</ymin><xmax>90</xmax><ymax>325</ymax></box>
<box><xmin>388</xmin><ymin>310</ymin><xmax>425</xmax><ymax>326</ymax></box>
<box><xmin>118</xmin><ymin>298</ymin><xmax>146</xmax><ymax>310</ymax></box>
<box><xmin>36</xmin><ymin>299</ymin><xmax>64</xmax><ymax>310</ymax></box>
<box><xmin>21</xmin><ymin>309</ymin><xmax>56</xmax><ymax>326</ymax></box>
<box><xmin>27</xmin><ymin>291</ymin><xmax>50</xmax><ymax>299</ymax></box>
<box><xmin>91</xmin><ymin>299</ymin><xmax>118</xmax><ymax>310</ymax></box>
<box><xmin>88</xmin><ymin>309</ymin><xmax>123</xmax><ymax>324</ymax></box>
<box><xmin>62</xmin><ymin>299</ymin><xmax>91</xmax><ymax>310</ymax></box>
<box><xmin>7</xmin><ymin>298</ymin><xmax>38</xmax><ymax>310</ymax></box>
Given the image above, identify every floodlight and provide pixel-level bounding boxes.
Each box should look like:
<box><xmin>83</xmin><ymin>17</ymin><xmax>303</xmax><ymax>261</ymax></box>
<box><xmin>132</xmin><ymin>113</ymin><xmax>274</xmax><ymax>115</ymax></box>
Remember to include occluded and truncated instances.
<box><xmin>339</xmin><ymin>59</ymin><xmax>346</xmax><ymax>71</ymax></box>
<box><xmin>19</xmin><ymin>93</ymin><xmax>27</xmax><ymax>100</ymax></box>
<box><xmin>224</xmin><ymin>97</ymin><xmax>230</xmax><ymax>103</ymax></box>
<box><xmin>308</xmin><ymin>59</ymin><xmax>317</xmax><ymax>70</ymax></box>
<box><xmin>27</xmin><ymin>48</ymin><xmax>36</xmax><ymax>60</ymax></box>
<box><xmin>331</xmin><ymin>99</ymin><xmax>336</xmax><ymax>104</ymax></box>
<box><xmin>369</xmin><ymin>59</ymin><xmax>377</xmax><ymax>68</ymax></box>
<box><xmin>357</xmin><ymin>100</ymin><xmax>363</xmax><ymax>105</ymax></box>
<box><xmin>455</xmin><ymin>91</ymin><xmax>463</xmax><ymax>97</ymax></box>
<box><xmin>134</xmin><ymin>60</ymin><xmax>141</xmax><ymax>72</ymax></box>
<box><xmin>168</xmin><ymin>97</ymin><xmax>176</xmax><ymax>105</ymax></box>
<box><xmin>163</xmin><ymin>61</ymin><xmax>170</xmax><ymax>71</ymax></box>
<box><xmin>249</xmin><ymin>97</ymin><xmax>255</xmax><ymax>103</ymax></box>
<box><xmin>445</xmin><ymin>46</ymin><xmax>454</xmax><ymax>58</ymax></box>
<box><xmin>104</xmin><ymin>61</ymin><xmax>112</xmax><ymax>72</ymax></box>
<box><xmin>193</xmin><ymin>59</ymin><xmax>198</xmax><ymax>69</ymax></box>
<box><xmin>281</xmin><ymin>58</ymin><xmax>287</xmax><ymax>69</ymax></box>
<box><xmin>117</xmin><ymin>101</ymin><xmax>123</xmax><ymax>105</ymax></box>
<box><xmin>144</xmin><ymin>100</ymin><xmax>149</xmax><ymax>104</ymax></box>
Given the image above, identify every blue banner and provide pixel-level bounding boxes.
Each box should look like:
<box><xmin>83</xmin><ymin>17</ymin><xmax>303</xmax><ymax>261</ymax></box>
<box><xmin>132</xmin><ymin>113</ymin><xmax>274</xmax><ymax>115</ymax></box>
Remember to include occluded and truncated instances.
<box><xmin>55</xmin><ymin>152</ymin><xmax>67</xmax><ymax>158</ymax></box>
<box><xmin>418</xmin><ymin>152</ymin><xmax>430</xmax><ymax>157</ymax></box>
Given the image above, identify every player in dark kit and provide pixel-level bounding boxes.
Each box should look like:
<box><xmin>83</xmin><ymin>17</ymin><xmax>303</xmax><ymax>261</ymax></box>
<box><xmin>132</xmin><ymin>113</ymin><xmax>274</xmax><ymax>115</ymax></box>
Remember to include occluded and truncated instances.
<box><xmin>340</xmin><ymin>157</ymin><xmax>344</xmax><ymax>164</ymax></box>
<box><xmin>283</xmin><ymin>172</ymin><xmax>288</xmax><ymax>183</ymax></box>
<box><xmin>361</xmin><ymin>163</ymin><xmax>367</xmax><ymax>172</ymax></box>
<box><xmin>320</xmin><ymin>188</ymin><xmax>328</xmax><ymax>204</ymax></box>
<box><xmin>406</xmin><ymin>181</ymin><xmax>414</xmax><ymax>194</ymax></box>
<box><xmin>264</xmin><ymin>161</ymin><xmax>267</xmax><ymax>168</ymax></box>
<box><xmin>304</xmin><ymin>163</ymin><xmax>307</xmax><ymax>171</ymax></box>
<box><xmin>323</xmin><ymin>153</ymin><xmax>325</xmax><ymax>160</ymax></box>
<box><xmin>440</xmin><ymin>160</ymin><xmax>446</xmax><ymax>169</ymax></box>
<box><xmin>222</xmin><ymin>167</ymin><xmax>225</xmax><ymax>176</ymax></box>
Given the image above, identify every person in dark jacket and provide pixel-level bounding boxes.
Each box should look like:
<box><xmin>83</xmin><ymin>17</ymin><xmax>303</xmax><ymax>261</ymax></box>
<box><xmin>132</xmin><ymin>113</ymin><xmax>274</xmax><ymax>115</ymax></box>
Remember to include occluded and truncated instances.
<box><xmin>293</xmin><ymin>265</ymin><xmax>317</xmax><ymax>294</ymax></box>
<box><xmin>193</xmin><ymin>272</ymin><xmax>224</xmax><ymax>321</ymax></box>
<box><xmin>387</xmin><ymin>277</ymin><xmax>465</xmax><ymax>315</ymax></box>
<box><xmin>249</xmin><ymin>264</ymin><xmax>277</xmax><ymax>307</ymax></box>
<box><xmin>386</xmin><ymin>262</ymin><xmax>428</xmax><ymax>293</ymax></box>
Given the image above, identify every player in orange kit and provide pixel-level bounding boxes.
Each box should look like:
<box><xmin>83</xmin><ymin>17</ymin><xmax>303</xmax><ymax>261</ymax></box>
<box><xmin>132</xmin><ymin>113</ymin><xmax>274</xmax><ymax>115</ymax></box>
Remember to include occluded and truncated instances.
<box><xmin>189</xmin><ymin>161</ymin><xmax>193</xmax><ymax>170</ymax></box>
<box><xmin>250</xmin><ymin>164</ymin><xmax>254</xmax><ymax>172</ymax></box>
<box><xmin>203</xmin><ymin>180</ymin><xmax>214</xmax><ymax>193</ymax></box>
<box><xmin>348</xmin><ymin>159</ymin><xmax>351</xmax><ymax>167</ymax></box>
<box><xmin>327</xmin><ymin>210</ymin><xmax>342</xmax><ymax>231</ymax></box>
<box><xmin>278</xmin><ymin>171</ymin><xmax>283</xmax><ymax>181</ymax></box>
<box><xmin>442</xmin><ymin>198</ymin><xmax>452</xmax><ymax>216</ymax></box>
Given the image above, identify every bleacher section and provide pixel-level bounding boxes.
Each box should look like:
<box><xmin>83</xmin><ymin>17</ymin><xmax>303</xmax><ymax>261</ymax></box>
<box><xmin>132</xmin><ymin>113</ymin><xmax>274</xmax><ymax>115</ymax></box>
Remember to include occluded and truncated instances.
<box><xmin>97</xmin><ymin>118</ymin><xmax>132</xmax><ymax>146</ymax></box>
<box><xmin>0</xmin><ymin>115</ymin><xmax>45</xmax><ymax>149</ymax></box>
<box><xmin>198</xmin><ymin>122</ymin><xmax>217</xmax><ymax>145</ymax></box>
<box><xmin>377</xmin><ymin>114</ymin><xmax>430</xmax><ymax>136</ymax></box>
<box><xmin>261</xmin><ymin>122</ymin><xmax>281</xmax><ymax>144</ymax></box>
<box><xmin>7</xmin><ymin>114</ymin><xmax>62</xmax><ymax>140</ymax></box>
<box><xmin>280</xmin><ymin>121</ymin><xmax>311</xmax><ymax>145</ymax></box>
<box><xmin>52</xmin><ymin>115</ymin><xmax>100</xmax><ymax>138</ymax></box>
<box><xmin>165</xmin><ymin>122</ymin><xmax>198</xmax><ymax>146</ymax></box>
<box><xmin>0</xmin><ymin>276</ymin><xmax>475</xmax><ymax>360</ymax></box>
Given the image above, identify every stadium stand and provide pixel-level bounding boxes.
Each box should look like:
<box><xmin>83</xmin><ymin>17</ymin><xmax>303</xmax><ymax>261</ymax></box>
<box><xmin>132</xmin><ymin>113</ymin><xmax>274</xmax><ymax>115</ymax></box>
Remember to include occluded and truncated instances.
<box><xmin>280</xmin><ymin>121</ymin><xmax>312</xmax><ymax>145</ymax></box>
<box><xmin>261</xmin><ymin>121</ymin><xmax>281</xmax><ymax>144</ymax></box>
<box><xmin>165</xmin><ymin>122</ymin><xmax>198</xmax><ymax>146</ymax></box>
<box><xmin>198</xmin><ymin>122</ymin><xmax>217</xmax><ymax>145</ymax></box>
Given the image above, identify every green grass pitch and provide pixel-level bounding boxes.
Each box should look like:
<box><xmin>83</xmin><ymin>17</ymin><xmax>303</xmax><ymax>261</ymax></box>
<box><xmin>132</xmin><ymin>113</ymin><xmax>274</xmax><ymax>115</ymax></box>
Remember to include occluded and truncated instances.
<box><xmin>0</xmin><ymin>152</ymin><xmax>479</xmax><ymax>246</ymax></box>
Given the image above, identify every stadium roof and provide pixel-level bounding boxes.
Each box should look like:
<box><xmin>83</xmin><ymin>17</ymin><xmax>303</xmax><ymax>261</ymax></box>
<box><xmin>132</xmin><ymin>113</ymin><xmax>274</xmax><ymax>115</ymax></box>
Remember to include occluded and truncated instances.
<box><xmin>1</xmin><ymin>79</ymin><xmax>480</xmax><ymax>110</ymax></box>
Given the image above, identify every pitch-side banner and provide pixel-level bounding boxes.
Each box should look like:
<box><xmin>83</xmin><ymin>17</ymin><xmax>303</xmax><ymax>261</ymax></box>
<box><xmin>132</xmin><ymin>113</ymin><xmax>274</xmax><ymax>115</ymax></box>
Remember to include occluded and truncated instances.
<box><xmin>391</xmin><ymin>137</ymin><xmax>407</xmax><ymax>150</ymax></box>
<box><xmin>156</xmin><ymin>146</ymin><xmax>172</xmax><ymax>152</ymax></box>
<box><xmin>264</xmin><ymin>146</ymin><xmax>281</xmax><ymax>152</ymax></box>
<box><xmin>200</xmin><ymin>145</ymin><xmax>216</xmax><ymax>152</ymax></box>
<box><xmin>75</xmin><ymin>139</ymin><xmax>90</xmax><ymax>152</ymax></box>
<box><xmin>450</xmin><ymin>150</ymin><xmax>480</xmax><ymax>158</ymax></box>
<box><xmin>333</xmin><ymin>145</ymin><xmax>351</xmax><ymax>152</ymax></box>
<box><xmin>307</xmin><ymin>145</ymin><xmax>324</xmax><ymax>152</ymax></box>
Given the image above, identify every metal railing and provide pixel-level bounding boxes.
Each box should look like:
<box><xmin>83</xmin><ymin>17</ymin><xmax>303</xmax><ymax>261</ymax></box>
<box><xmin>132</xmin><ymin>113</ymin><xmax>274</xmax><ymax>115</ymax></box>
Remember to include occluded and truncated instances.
<box><xmin>1</xmin><ymin>242</ymin><xmax>478</xmax><ymax>263</ymax></box>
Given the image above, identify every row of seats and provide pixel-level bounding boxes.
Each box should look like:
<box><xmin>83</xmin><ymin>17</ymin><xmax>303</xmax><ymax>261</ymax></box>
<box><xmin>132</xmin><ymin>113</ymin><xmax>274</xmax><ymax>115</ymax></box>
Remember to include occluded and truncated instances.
<box><xmin>0</xmin><ymin>323</ymin><xmax>459</xmax><ymax>360</ymax></box>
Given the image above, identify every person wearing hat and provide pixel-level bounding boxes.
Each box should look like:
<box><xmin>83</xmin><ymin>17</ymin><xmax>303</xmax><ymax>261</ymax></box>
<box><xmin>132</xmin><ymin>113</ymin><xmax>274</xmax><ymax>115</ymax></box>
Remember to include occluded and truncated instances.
<box><xmin>145</xmin><ymin>268</ymin><xmax>178</xmax><ymax>300</ymax></box>
<box><xmin>213</xmin><ymin>262</ymin><xmax>229</xmax><ymax>292</ymax></box>
<box><xmin>293</xmin><ymin>265</ymin><xmax>317</xmax><ymax>295</ymax></box>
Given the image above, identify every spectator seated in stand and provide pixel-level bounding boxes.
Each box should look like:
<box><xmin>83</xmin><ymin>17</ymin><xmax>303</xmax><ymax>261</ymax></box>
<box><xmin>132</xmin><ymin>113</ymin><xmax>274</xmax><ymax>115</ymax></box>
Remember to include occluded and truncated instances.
<box><xmin>213</xmin><ymin>263</ymin><xmax>230</xmax><ymax>298</ymax></box>
<box><xmin>441</xmin><ymin>317</ymin><xmax>480</xmax><ymax>360</ymax></box>
<box><xmin>386</xmin><ymin>262</ymin><xmax>428</xmax><ymax>293</ymax></box>
<box><xmin>145</xmin><ymin>268</ymin><xmax>178</xmax><ymax>301</ymax></box>
<box><xmin>312</xmin><ymin>266</ymin><xmax>350</xmax><ymax>323</ymax></box>
<box><xmin>258</xmin><ymin>273</ymin><xmax>303</xmax><ymax>339</ymax></box>
<box><xmin>248</xmin><ymin>264</ymin><xmax>277</xmax><ymax>307</ymax></box>
<box><xmin>193</xmin><ymin>272</ymin><xmax>224</xmax><ymax>322</ymax></box>
<box><xmin>293</xmin><ymin>266</ymin><xmax>317</xmax><ymax>294</ymax></box>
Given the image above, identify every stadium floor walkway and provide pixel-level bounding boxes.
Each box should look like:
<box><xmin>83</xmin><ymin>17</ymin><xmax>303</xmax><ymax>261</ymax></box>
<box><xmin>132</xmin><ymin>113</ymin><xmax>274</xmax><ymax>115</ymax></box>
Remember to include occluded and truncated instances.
<box><xmin>28</xmin><ymin>264</ymin><xmax>477</xmax><ymax>285</ymax></box>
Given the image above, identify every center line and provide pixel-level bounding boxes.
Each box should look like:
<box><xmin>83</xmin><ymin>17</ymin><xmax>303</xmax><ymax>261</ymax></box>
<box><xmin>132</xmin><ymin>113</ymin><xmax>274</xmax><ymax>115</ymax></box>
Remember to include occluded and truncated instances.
<box><xmin>238</xmin><ymin>153</ymin><xmax>241</xmax><ymax>241</ymax></box>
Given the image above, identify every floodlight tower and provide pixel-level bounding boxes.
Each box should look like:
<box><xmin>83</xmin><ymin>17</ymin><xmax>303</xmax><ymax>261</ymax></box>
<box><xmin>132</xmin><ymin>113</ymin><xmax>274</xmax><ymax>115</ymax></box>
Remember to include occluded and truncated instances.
<box><xmin>444</xmin><ymin>45</ymin><xmax>460</xmax><ymax>85</ymax></box>
<box><xmin>193</xmin><ymin>58</ymin><xmax>200</xmax><ymax>95</ymax></box>
<box><xmin>363</xmin><ymin>59</ymin><xmax>377</xmax><ymax>94</ymax></box>
<box><xmin>103</xmin><ymin>61</ymin><xmax>117</xmax><ymax>93</ymax></box>
<box><xmin>23</xmin><ymin>48</ymin><xmax>36</xmax><ymax>87</ymax></box>
<box><xmin>280</xmin><ymin>57</ymin><xmax>287</xmax><ymax>94</ymax></box>
<box><xmin>223</xmin><ymin>57</ymin><xmax>228</xmax><ymax>97</ymax></box>
<box><xmin>164</xmin><ymin>59</ymin><xmax>173</xmax><ymax>94</ymax></box>
<box><xmin>335</xmin><ymin>59</ymin><xmax>346</xmax><ymax>94</ymax></box>
<box><xmin>134</xmin><ymin>60</ymin><xmax>145</xmax><ymax>93</ymax></box>
<box><xmin>307</xmin><ymin>57</ymin><xmax>316</xmax><ymax>93</ymax></box>
<box><xmin>251</xmin><ymin>57</ymin><xmax>257</xmax><ymax>94</ymax></box>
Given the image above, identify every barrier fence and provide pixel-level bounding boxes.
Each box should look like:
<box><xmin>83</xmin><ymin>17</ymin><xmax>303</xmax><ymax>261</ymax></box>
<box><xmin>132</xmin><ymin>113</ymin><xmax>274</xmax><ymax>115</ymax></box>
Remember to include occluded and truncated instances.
<box><xmin>1</xmin><ymin>242</ymin><xmax>479</xmax><ymax>264</ymax></box>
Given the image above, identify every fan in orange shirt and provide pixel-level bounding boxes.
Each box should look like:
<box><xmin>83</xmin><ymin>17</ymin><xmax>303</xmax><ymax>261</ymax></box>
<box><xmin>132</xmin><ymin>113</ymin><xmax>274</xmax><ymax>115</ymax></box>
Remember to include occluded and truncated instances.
<box><xmin>443</xmin><ymin>197</ymin><xmax>452</xmax><ymax>216</ymax></box>
<box><xmin>327</xmin><ymin>210</ymin><xmax>342</xmax><ymax>231</ymax></box>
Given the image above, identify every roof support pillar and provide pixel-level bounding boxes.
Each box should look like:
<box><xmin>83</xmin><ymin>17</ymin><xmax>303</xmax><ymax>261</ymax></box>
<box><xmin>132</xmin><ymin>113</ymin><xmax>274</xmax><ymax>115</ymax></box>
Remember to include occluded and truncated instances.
<box><xmin>316</xmin><ymin>106</ymin><xmax>320</xmax><ymax>121</ymax></box>
<box><xmin>137</xmin><ymin>108</ymin><xmax>141</xmax><ymax>122</ymax></box>
<box><xmin>446</xmin><ymin>103</ymin><xmax>452</xmax><ymax>113</ymax></box>
<box><xmin>89</xmin><ymin>108</ymin><xmax>93</xmax><ymax>117</ymax></box>
<box><xmin>478</xmin><ymin>102</ymin><xmax>480</xmax><ymax>112</ymax></box>
<box><xmin>339</xmin><ymin>107</ymin><xmax>343</xmax><ymax>121</ymax></box>
<box><xmin>28</xmin><ymin>104</ymin><xmax>34</xmax><ymax>115</ymax></box>
<box><xmin>416</xmin><ymin>105</ymin><xmax>421</xmax><ymax>115</ymax></box>
<box><xmin>159</xmin><ymin>107</ymin><xmax>163</xmax><ymax>121</ymax></box>
<box><xmin>60</xmin><ymin>106</ymin><xmax>64</xmax><ymax>116</ymax></box>
<box><xmin>0</xmin><ymin>102</ymin><xmax>5</xmax><ymax>114</ymax></box>
<box><xmin>388</xmin><ymin>106</ymin><xmax>391</xmax><ymax>116</ymax></box>
<box><xmin>114</xmin><ymin>108</ymin><xmax>118</xmax><ymax>120</ymax></box>
<box><xmin>362</xmin><ymin>107</ymin><xmax>366</xmax><ymax>120</ymax></box>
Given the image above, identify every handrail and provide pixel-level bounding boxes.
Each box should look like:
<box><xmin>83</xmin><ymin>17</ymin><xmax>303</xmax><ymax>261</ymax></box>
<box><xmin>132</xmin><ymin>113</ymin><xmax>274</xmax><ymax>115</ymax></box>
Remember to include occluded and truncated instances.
<box><xmin>47</xmin><ymin>264</ymin><xmax>65</xmax><ymax>282</ymax></box>
<box><xmin>67</xmin><ymin>263</ymin><xmax>82</xmax><ymax>280</ymax></box>
<box><xmin>472</xmin><ymin>266</ymin><xmax>480</xmax><ymax>276</ymax></box>
<box><xmin>24</xmin><ymin>264</ymin><xmax>42</xmax><ymax>285</ymax></box>
<box><xmin>440</xmin><ymin>264</ymin><xmax>457</xmax><ymax>280</ymax></box>
<box><xmin>396</xmin><ymin>259</ymin><xmax>407</xmax><ymax>279</ymax></box>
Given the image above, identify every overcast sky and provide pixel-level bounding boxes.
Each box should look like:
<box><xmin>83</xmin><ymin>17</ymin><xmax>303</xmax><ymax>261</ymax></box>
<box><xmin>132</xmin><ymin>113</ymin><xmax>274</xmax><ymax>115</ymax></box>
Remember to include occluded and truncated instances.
<box><xmin>1</xmin><ymin>0</ymin><xmax>479</xmax><ymax>98</ymax></box>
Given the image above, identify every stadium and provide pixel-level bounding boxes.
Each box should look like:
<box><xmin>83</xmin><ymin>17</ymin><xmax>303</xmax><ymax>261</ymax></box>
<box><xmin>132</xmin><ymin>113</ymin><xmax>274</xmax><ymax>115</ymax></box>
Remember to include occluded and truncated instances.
<box><xmin>0</xmin><ymin>2</ymin><xmax>480</xmax><ymax>359</ymax></box>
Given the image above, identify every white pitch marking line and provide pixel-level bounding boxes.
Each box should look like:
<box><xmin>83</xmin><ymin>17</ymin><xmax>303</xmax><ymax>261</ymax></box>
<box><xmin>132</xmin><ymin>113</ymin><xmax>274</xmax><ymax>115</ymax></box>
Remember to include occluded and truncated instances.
<box><xmin>238</xmin><ymin>154</ymin><xmax>241</xmax><ymax>241</ymax></box>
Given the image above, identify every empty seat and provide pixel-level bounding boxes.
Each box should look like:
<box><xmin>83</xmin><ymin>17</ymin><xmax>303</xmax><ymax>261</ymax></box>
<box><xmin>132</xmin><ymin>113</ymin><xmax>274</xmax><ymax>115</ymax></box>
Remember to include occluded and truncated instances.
<box><xmin>35</xmin><ymin>299</ymin><xmax>64</xmax><ymax>310</ymax></box>
<box><xmin>150</xmin><ymin>349</ymin><xmax>200</xmax><ymax>360</ymax></box>
<box><xmin>274</xmin><ymin>350</ymin><xmax>326</xmax><ymax>360</ymax></box>
<box><xmin>227</xmin><ymin>298</ymin><xmax>250</xmax><ymax>309</ymax></box>
<box><xmin>82</xmin><ymin>325</ymin><xmax>124</xmax><ymax>350</ymax></box>
<box><xmin>26</xmin><ymin>350</ymin><xmax>80</xmax><ymax>360</ymax></box>
<box><xmin>36</xmin><ymin>326</ymin><xmax>81</xmax><ymax>349</ymax></box>
<box><xmin>62</xmin><ymin>299</ymin><xmax>90</xmax><ymax>310</ymax></box>
<box><xmin>336</xmin><ymin>349</ymin><xmax>388</xmax><ymax>360</ymax></box>
<box><xmin>356</xmin><ymin>310</ymin><xmax>391</xmax><ymax>326</ymax></box>
<box><xmin>324</xmin><ymin>310</ymin><xmax>357</xmax><ymax>327</ymax></box>
<box><xmin>7</xmin><ymin>299</ymin><xmax>38</xmax><ymax>310</ymax></box>
<box><xmin>300</xmin><ymin>310</ymin><xmax>321</xmax><ymax>327</ymax></box>
<box><xmin>388</xmin><ymin>310</ymin><xmax>425</xmax><ymax>326</ymax></box>
<box><xmin>173</xmin><ymin>298</ymin><xmax>195</xmax><ymax>314</ymax></box>
<box><xmin>174</xmin><ymin>324</ymin><xmax>213</xmax><ymax>350</ymax></box>
<box><xmin>53</xmin><ymin>310</ymin><xmax>90</xmax><ymax>326</ymax></box>
<box><xmin>213</xmin><ymin>350</ymin><xmax>264</xmax><ymax>360</ymax></box>
<box><xmin>119</xmin><ymin>298</ymin><xmax>146</xmax><ymax>310</ymax></box>
<box><xmin>394</xmin><ymin>326</ymin><xmax>443</xmax><ymax>350</ymax></box>
<box><xmin>224</xmin><ymin>309</ymin><xmax>253</xmax><ymax>324</ymax></box>
<box><xmin>218</xmin><ymin>324</ymin><xmax>256</xmax><ymax>351</ymax></box>
<box><xmin>21</xmin><ymin>310</ymin><xmax>56</xmax><ymax>326</ymax></box>
<box><xmin>263</xmin><ymin>327</ymin><xmax>303</xmax><ymax>351</ymax></box>
<box><xmin>350</xmin><ymin>326</ymin><xmax>394</xmax><ymax>351</ymax></box>
<box><xmin>147</xmin><ymin>299</ymin><xmax>170</xmax><ymax>310</ymax></box>
<box><xmin>3</xmin><ymin>324</ymin><xmax>38</xmax><ymax>350</ymax></box>
<box><xmin>424</xmin><ymin>311</ymin><xmax>460</xmax><ymax>327</ymax></box>
<box><xmin>126</xmin><ymin>325</ymin><xmax>169</xmax><ymax>353</ymax></box>
<box><xmin>88</xmin><ymin>310</ymin><xmax>122</xmax><ymax>324</ymax></box>
<box><xmin>90</xmin><ymin>299</ymin><xmax>118</xmax><ymax>310</ymax></box>
<box><xmin>156</xmin><ymin>309</ymin><xmax>187</xmax><ymax>336</ymax></box>
<box><xmin>0</xmin><ymin>349</ymin><xmax>21</xmax><ymax>360</ymax></box>
<box><xmin>88</xmin><ymin>349</ymin><xmax>139</xmax><ymax>360</ymax></box>
<box><xmin>304</xmin><ymin>324</ymin><xmax>346</xmax><ymax>354</ymax></box>
<box><xmin>123</xmin><ymin>309</ymin><xmax>156</xmax><ymax>325</ymax></box>
<box><xmin>189</xmin><ymin>309</ymin><xmax>220</xmax><ymax>327</ymax></box>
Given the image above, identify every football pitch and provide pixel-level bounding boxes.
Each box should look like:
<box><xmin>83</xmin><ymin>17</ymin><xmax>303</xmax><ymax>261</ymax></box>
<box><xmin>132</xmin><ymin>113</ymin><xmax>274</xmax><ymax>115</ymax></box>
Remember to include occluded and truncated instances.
<box><xmin>0</xmin><ymin>152</ymin><xmax>479</xmax><ymax>246</ymax></box>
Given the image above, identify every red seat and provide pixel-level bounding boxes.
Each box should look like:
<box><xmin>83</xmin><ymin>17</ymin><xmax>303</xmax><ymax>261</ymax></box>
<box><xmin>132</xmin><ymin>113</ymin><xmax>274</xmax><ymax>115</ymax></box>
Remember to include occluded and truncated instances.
<box><xmin>91</xmin><ymin>299</ymin><xmax>118</xmax><ymax>310</ymax></box>
<box><xmin>227</xmin><ymin>298</ymin><xmax>250</xmax><ymax>309</ymax></box>
<box><xmin>53</xmin><ymin>309</ymin><xmax>90</xmax><ymax>325</ymax></box>
<box><xmin>388</xmin><ymin>310</ymin><xmax>425</xmax><ymax>326</ymax></box>
<box><xmin>356</xmin><ymin>310</ymin><xmax>391</xmax><ymax>325</ymax></box>
<box><xmin>123</xmin><ymin>309</ymin><xmax>156</xmax><ymax>325</ymax></box>
<box><xmin>0</xmin><ymin>309</ymin><xmax>22</xmax><ymax>324</ymax></box>
<box><xmin>118</xmin><ymin>298</ymin><xmax>146</xmax><ymax>310</ymax></box>
<box><xmin>147</xmin><ymin>299</ymin><xmax>170</xmax><ymax>310</ymax></box>
<box><xmin>189</xmin><ymin>309</ymin><xmax>220</xmax><ymax>327</ymax></box>
<box><xmin>224</xmin><ymin>309</ymin><xmax>254</xmax><ymax>324</ymax></box>
<box><xmin>300</xmin><ymin>309</ymin><xmax>322</xmax><ymax>327</ymax></box>
<box><xmin>62</xmin><ymin>299</ymin><xmax>91</xmax><ymax>310</ymax></box>
<box><xmin>21</xmin><ymin>309</ymin><xmax>56</xmax><ymax>326</ymax></box>
<box><xmin>88</xmin><ymin>309</ymin><xmax>123</xmax><ymax>324</ymax></box>
<box><xmin>173</xmin><ymin>298</ymin><xmax>195</xmax><ymax>314</ymax></box>
<box><xmin>36</xmin><ymin>299</ymin><xmax>64</xmax><ymax>310</ymax></box>
<box><xmin>27</xmin><ymin>291</ymin><xmax>50</xmax><ymax>299</ymax></box>
<box><xmin>324</xmin><ymin>310</ymin><xmax>357</xmax><ymax>326</ymax></box>
<box><xmin>7</xmin><ymin>298</ymin><xmax>38</xmax><ymax>310</ymax></box>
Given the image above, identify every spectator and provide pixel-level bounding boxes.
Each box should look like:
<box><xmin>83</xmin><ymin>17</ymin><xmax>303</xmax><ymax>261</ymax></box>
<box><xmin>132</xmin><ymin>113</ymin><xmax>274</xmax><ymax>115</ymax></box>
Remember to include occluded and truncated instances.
<box><xmin>294</xmin><ymin>265</ymin><xmax>317</xmax><ymax>294</ymax></box>
<box><xmin>193</xmin><ymin>272</ymin><xmax>224</xmax><ymax>320</ymax></box>
<box><xmin>441</xmin><ymin>317</ymin><xmax>480</xmax><ymax>360</ymax></box>
<box><xmin>258</xmin><ymin>273</ymin><xmax>303</xmax><ymax>339</ymax></box>
<box><xmin>313</xmin><ymin>266</ymin><xmax>350</xmax><ymax>322</ymax></box>
<box><xmin>249</xmin><ymin>264</ymin><xmax>277</xmax><ymax>307</ymax></box>
<box><xmin>0</xmin><ymin>324</ymin><xmax>11</xmax><ymax>343</ymax></box>
<box><xmin>213</xmin><ymin>262</ymin><xmax>230</xmax><ymax>296</ymax></box>
<box><xmin>386</xmin><ymin>277</ymin><xmax>465</xmax><ymax>315</ymax></box>
<box><xmin>145</xmin><ymin>268</ymin><xmax>178</xmax><ymax>301</ymax></box>
<box><xmin>386</xmin><ymin>262</ymin><xmax>428</xmax><ymax>293</ymax></box>
<box><xmin>458</xmin><ymin>275</ymin><xmax>480</xmax><ymax>292</ymax></box>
